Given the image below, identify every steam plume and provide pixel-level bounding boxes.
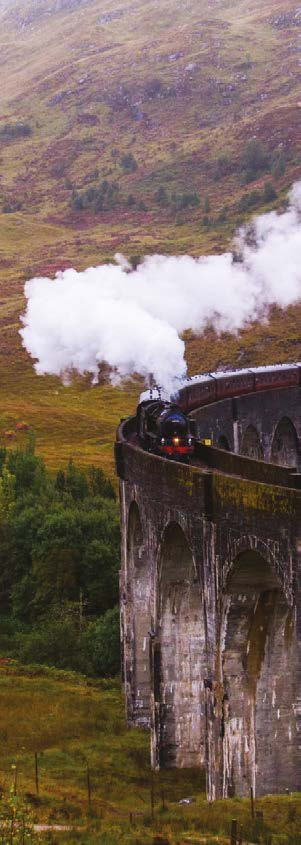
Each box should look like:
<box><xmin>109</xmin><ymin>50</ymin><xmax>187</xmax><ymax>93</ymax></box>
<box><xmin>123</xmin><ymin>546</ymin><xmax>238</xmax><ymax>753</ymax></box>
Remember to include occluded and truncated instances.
<box><xmin>20</xmin><ymin>182</ymin><xmax>301</xmax><ymax>392</ymax></box>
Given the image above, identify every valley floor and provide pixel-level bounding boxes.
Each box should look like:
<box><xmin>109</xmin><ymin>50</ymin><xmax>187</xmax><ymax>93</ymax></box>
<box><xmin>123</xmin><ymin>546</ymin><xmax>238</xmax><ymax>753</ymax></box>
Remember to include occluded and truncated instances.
<box><xmin>0</xmin><ymin>662</ymin><xmax>299</xmax><ymax>844</ymax></box>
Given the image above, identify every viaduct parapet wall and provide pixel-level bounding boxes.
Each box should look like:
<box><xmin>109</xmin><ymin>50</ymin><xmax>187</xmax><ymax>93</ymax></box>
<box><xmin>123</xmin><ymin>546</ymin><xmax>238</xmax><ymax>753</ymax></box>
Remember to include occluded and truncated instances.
<box><xmin>115</xmin><ymin>379</ymin><xmax>301</xmax><ymax>800</ymax></box>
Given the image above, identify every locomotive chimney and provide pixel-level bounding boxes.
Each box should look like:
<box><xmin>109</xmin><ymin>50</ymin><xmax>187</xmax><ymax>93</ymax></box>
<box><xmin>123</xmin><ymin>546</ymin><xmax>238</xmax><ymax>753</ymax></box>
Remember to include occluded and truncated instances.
<box><xmin>148</xmin><ymin>372</ymin><xmax>155</xmax><ymax>400</ymax></box>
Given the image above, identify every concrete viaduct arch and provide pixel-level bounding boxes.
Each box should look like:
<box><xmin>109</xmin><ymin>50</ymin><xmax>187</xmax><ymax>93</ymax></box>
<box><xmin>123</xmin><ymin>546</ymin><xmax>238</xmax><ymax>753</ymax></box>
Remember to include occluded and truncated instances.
<box><xmin>221</xmin><ymin>546</ymin><xmax>294</xmax><ymax>797</ymax></box>
<box><xmin>116</xmin><ymin>378</ymin><xmax>301</xmax><ymax>799</ymax></box>
<box><xmin>241</xmin><ymin>424</ymin><xmax>263</xmax><ymax>460</ymax></box>
<box><xmin>271</xmin><ymin>417</ymin><xmax>299</xmax><ymax>467</ymax></box>
<box><xmin>154</xmin><ymin>523</ymin><xmax>206</xmax><ymax>770</ymax></box>
<box><xmin>194</xmin><ymin>386</ymin><xmax>301</xmax><ymax>469</ymax></box>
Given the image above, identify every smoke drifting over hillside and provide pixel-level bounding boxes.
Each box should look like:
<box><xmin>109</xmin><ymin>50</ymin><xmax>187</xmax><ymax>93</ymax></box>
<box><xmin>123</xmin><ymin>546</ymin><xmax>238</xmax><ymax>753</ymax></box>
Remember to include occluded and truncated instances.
<box><xmin>21</xmin><ymin>183</ymin><xmax>301</xmax><ymax>392</ymax></box>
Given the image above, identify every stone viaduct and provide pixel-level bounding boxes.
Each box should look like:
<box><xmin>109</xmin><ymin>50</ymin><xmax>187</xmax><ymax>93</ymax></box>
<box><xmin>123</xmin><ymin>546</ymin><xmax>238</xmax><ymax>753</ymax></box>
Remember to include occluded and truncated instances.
<box><xmin>115</xmin><ymin>373</ymin><xmax>301</xmax><ymax>800</ymax></box>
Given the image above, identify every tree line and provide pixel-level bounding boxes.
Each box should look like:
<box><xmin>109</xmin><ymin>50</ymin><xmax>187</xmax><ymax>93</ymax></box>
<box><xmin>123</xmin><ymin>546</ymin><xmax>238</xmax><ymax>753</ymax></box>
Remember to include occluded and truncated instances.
<box><xmin>0</xmin><ymin>437</ymin><xmax>120</xmax><ymax>676</ymax></box>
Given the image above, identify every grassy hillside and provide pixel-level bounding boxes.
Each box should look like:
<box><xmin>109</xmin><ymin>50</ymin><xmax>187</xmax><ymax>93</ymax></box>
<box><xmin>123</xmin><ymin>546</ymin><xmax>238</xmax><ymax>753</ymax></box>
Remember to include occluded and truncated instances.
<box><xmin>0</xmin><ymin>662</ymin><xmax>299</xmax><ymax>844</ymax></box>
<box><xmin>0</xmin><ymin>0</ymin><xmax>300</xmax><ymax>472</ymax></box>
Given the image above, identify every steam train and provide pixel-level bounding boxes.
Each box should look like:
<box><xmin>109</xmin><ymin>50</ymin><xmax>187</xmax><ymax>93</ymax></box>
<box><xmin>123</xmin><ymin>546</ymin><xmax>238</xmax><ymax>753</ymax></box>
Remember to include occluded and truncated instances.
<box><xmin>136</xmin><ymin>397</ymin><xmax>195</xmax><ymax>459</ymax></box>
<box><xmin>174</xmin><ymin>363</ymin><xmax>301</xmax><ymax>414</ymax></box>
<box><xmin>136</xmin><ymin>364</ymin><xmax>301</xmax><ymax>459</ymax></box>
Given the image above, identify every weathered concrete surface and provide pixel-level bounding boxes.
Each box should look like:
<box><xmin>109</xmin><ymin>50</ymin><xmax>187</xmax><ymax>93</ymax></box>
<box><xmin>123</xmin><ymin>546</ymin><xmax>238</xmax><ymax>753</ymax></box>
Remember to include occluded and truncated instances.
<box><xmin>116</xmin><ymin>387</ymin><xmax>301</xmax><ymax>799</ymax></box>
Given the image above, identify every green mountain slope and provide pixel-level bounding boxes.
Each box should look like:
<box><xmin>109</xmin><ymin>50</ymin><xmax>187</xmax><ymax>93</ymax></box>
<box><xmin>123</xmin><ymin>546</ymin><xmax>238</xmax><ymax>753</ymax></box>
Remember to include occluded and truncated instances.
<box><xmin>0</xmin><ymin>0</ymin><xmax>300</xmax><ymax>472</ymax></box>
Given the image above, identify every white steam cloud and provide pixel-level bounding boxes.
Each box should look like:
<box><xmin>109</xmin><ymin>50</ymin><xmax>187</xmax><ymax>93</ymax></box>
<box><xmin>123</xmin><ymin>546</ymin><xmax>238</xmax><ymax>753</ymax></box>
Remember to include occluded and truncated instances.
<box><xmin>20</xmin><ymin>182</ymin><xmax>301</xmax><ymax>392</ymax></box>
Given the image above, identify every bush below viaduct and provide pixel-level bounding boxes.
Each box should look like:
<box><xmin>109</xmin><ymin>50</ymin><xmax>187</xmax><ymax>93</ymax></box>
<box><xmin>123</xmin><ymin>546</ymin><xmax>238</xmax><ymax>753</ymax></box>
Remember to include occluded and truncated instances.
<box><xmin>115</xmin><ymin>376</ymin><xmax>301</xmax><ymax>800</ymax></box>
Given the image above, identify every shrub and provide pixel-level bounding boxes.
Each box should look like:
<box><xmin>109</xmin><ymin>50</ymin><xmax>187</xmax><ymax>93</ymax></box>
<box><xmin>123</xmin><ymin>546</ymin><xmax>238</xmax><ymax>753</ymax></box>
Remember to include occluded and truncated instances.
<box><xmin>238</xmin><ymin>189</ymin><xmax>261</xmax><ymax>212</ymax></box>
<box><xmin>214</xmin><ymin>154</ymin><xmax>232</xmax><ymax>181</ymax></box>
<box><xmin>71</xmin><ymin>191</ymin><xmax>84</xmax><ymax>210</ymax></box>
<box><xmin>93</xmin><ymin>192</ymin><xmax>104</xmax><ymax>212</ymax></box>
<box><xmin>154</xmin><ymin>186</ymin><xmax>169</xmax><ymax>206</ymax></box>
<box><xmin>6</xmin><ymin>444</ymin><xmax>46</xmax><ymax>497</ymax></box>
<box><xmin>263</xmin><ymin>180</ymin><xmax>277</xmax><ymax>202</ymax></box>
<box><xmin>84</xmin><ymin>606</ymin><xmax>120</xmax><ymax>676</ymax></box>
<box><xmin>145</xmin><ymin>77</ymin><xmax>163</xmax><ymax>98</ymax></box>
<box><xmin>131</xmin><ymin>254</ymin><xmax>142</xmax><ymax>269</ymax></box>
<box><xmin>0</xmin><ymin>449</ymin><xmax>6</xmax><ymax>474</ymax></box>
<box><xmin>121</xmin><ymin>152</ymin><xmax>138</xmax><ymax>172</ymax></box>
<box><xmin>84</xmin><ymin>187</ymin><xmax>97</xmax><ymax>205</ymax></box>
<box><xmin>16</xmin><ymin>605</ymin><xmax>121</xmax><ymax>677</ymax></box>
<box><xmin>51</xmin><ymin>159</ymin><xmax>67</xmax><ymax>178</ymax></box>
<box><xmin>0</xmin><ymin>122</ymin><xmax>31</xmax><ymax>139</ymax></box>
<box><xmin>88</xmin><ymin>466</ymin><xmax>115</xmax><ymax>500</ymax></box>
<box><xmin>107</xmin><ymin>182</ymin><xmax>120</xmax><ymax>207</ymax></box>
<box><xmin>17</xmin><ymin>617</ymin><xmax>87</xmax><ymax>672</ymax></box>
<box><xmin>172</xmin><ymin>190</ymin><xmax>200</xmax><ymax>210</ymax></box>
<box><xmin>217</xmin><ymin>208</ymin><xmax>228</xmax><ymax>224</ymax></box>
<box><xmin>3</xmin><ymin>200</ymin><xmax>22</xmax><ymax>213</ymax></box>
<box><xmin>271</xmin><ymin>152</ymin><xmax>286</xmax><ymax>179</ymax></box>
<box><xmin>240</xmin><ymin>138</ymin><xmax>270</xmax><ymax>182</ymax></box>
<box><xmin>71</xmin><ymin>181</ymin><xmax>120</xmax><ymax>213</ymax></box>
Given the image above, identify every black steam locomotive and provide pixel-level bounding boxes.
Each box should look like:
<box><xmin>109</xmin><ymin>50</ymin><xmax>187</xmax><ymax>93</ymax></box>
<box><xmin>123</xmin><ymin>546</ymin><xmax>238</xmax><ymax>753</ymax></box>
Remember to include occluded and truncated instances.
<box><xmin>137</xmin><ymin>397</ymin><xmax>195</xmax><ymax>459</ymax></box>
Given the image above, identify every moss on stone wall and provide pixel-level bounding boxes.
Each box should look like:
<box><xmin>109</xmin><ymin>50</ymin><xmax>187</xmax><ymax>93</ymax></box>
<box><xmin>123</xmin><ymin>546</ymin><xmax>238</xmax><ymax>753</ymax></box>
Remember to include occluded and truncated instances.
<box><xmin>213</xmin><ymin>474</ymin><xmax>297</xmax><ymax>516</ymax></box>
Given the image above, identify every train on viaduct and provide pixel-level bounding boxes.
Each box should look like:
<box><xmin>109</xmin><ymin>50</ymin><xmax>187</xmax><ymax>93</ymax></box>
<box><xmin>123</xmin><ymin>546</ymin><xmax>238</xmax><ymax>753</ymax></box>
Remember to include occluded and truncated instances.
<box><xmin>115</xmin><ymin>364</ymin><xmax>301</xmax><ymax>800</ymax></box>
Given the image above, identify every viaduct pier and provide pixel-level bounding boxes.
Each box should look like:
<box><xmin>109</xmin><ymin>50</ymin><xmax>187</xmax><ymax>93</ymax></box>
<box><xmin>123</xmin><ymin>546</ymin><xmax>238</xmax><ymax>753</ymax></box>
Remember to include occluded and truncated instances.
<box><xmin>115</xmin><ymin>366</ymin><xmax>301</xmax><ymax>799</ymax></box>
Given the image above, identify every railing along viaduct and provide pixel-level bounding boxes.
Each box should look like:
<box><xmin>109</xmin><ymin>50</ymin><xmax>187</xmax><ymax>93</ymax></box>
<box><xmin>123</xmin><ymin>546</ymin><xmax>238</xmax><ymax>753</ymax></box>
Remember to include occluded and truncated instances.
<box><xmin>115</xmin><ymin>370</ymin><xmax>301</xmax><ymax>800</ymax></box>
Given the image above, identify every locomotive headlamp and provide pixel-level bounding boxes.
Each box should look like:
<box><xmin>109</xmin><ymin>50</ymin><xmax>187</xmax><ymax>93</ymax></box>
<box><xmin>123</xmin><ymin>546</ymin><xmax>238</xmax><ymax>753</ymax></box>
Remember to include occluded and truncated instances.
<box><xmin>188</xmin><ymin>437</ymin><xmax>192</xmax><ymax>446</ymax></box>
<box><xmin>173</xmin><ymin>436</ymin><xmax>180</xmax><ymax>445</ymax></box>
<box><xmin>161</xmin><ymin>437</ymin><xmax>165</xmax><ymax>445</ymax></box>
